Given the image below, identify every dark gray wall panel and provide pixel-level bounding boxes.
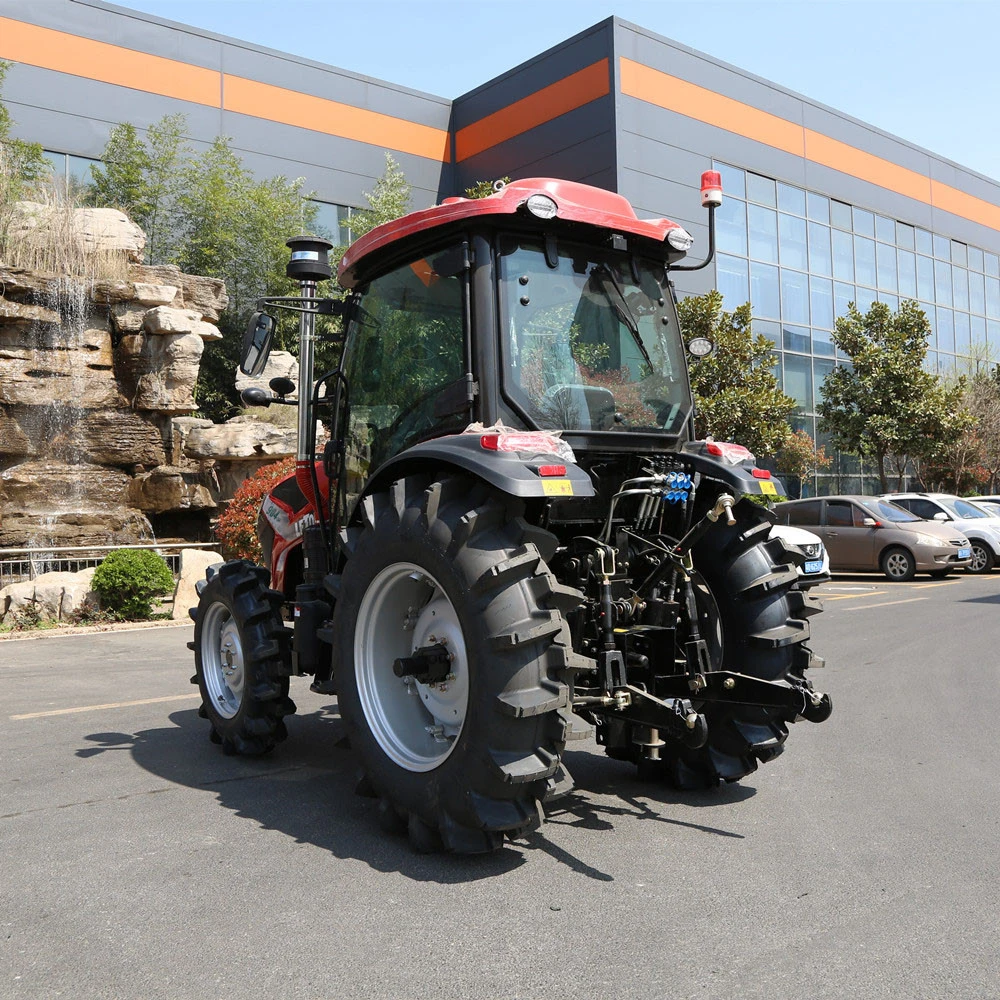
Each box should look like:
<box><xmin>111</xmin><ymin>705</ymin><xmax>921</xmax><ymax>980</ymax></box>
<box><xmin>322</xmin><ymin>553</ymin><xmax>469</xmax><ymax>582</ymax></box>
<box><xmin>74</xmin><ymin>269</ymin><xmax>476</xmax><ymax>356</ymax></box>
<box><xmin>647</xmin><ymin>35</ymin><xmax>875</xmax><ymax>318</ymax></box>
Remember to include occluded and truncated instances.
<box><xmin>3</xmin><ymin>65</ymin><xmax>225</xmax><ymax>157</ymax></box>
<box><xmin>615</xmin><ymin>20</ymin><xmax>806</xmax><ymax>125</ymax></box>
<box><xmin>0</xmin><ymin>0</ymin><xmax>224</xmax><ymax>69</ymax></box>
<box><xmin>219</xmin><ymin>45</ymin><xmax>451</xmax><ymax>129</ymax></box>
<box><xmin>219</xmin><ymin>112</ymin><xmax>444</xmax><ymax>197</ymax></box>
<box><xmin>452</xmin><ymin>20</ymin><xmax>613</xmax><ymax>127</ymax></box>
<box><xmin>453</xmin><ymin>99</ymin><xmax>616</xmax><ymax>194</ymax></box>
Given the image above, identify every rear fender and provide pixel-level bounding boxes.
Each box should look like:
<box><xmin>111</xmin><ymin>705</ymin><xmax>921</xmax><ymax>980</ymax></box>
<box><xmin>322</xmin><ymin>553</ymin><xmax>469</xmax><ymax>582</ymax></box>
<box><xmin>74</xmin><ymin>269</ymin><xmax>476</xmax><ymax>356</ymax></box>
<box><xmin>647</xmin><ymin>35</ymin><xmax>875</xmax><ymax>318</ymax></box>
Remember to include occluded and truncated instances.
<box><xmin>353</xmin><ymin>433</ymin><xmax>595</xmax><ymax>518</ymax></box>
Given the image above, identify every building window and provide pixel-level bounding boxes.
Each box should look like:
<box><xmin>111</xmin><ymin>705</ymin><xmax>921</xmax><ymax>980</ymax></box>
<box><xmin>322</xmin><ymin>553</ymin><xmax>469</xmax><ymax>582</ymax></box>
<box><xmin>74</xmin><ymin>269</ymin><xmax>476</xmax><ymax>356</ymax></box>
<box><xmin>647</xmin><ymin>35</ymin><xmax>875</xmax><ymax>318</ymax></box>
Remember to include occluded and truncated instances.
<box><xmin>708</xmin><ymin>159</ymin><xmax>1000</xmax><ymax>493</ymax></box>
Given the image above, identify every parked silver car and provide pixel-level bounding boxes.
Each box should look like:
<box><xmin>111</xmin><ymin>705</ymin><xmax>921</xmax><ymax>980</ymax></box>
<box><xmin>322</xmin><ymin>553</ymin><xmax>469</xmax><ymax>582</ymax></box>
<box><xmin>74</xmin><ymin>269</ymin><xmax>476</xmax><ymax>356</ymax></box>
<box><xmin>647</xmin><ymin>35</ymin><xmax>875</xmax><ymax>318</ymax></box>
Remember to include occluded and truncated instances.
<box><xmin>882</xmin><ymin>493</ymin><xmax>1000</xmax><ymax>573</ymax></box>
<box><xmin>773</xmin><ymin>495</ymin><xmax>972</xmax><ymax>580</ymax></box>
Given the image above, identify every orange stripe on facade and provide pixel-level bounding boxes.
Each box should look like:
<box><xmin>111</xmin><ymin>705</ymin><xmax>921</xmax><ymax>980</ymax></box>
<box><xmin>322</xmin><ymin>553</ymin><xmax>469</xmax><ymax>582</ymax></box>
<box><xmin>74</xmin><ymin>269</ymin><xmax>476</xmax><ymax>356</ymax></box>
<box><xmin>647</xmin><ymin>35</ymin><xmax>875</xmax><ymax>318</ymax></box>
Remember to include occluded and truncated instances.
<box><xmin>455</xmin><ymin>59</ymin><xmax>610</xmax><ymax>162</ymax></box>
<box><xmin>0</xmin><ymin>16</ymin><xmax>450</xmax><ymax>162</ymax></box>
<box><xmin>0</xmin><ymin>16</ymin><xmax>219</xmax><ymax>107</ymax></box>
<box><xmin>619</xmin><ymin>56</ymin><xmax>1000</xmax><ymax>234</ymax></box>
<box><xmin>222</xmin><ymin>75</ymin><xmax>450</xmax><ymax>163</ymax></box>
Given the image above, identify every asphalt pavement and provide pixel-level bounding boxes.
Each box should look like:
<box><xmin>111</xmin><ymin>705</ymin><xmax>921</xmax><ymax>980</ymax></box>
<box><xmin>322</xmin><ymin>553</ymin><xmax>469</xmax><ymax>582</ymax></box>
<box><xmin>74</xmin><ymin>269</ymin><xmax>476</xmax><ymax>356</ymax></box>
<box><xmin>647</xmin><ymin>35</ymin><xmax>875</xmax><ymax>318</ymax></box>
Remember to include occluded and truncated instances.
<box><xmin>2</xmin><ymin>575</ymin><xmax>999</xmax><ymax>999</ymax></box>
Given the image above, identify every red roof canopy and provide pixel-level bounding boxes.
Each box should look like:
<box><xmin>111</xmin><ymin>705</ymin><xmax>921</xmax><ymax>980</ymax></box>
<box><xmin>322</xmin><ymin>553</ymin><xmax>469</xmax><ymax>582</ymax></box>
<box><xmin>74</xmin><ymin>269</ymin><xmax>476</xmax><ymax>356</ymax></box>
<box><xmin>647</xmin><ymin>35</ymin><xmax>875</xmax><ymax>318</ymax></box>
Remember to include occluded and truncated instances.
<box><xmin>338</xmin><ymin>178</ymin><xmax>687</xmax><ymax>288</ymax></box>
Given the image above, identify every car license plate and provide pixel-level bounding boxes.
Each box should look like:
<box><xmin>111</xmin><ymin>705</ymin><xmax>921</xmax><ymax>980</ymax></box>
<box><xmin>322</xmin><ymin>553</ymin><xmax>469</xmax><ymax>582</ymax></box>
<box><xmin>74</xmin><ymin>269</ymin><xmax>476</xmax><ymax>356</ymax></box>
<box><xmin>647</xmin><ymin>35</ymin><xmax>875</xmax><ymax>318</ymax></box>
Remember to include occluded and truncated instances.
<box><xmin>804</xmin><ymin>560</ymin><xmax>824</xmax><ymax>574</ymax></box>
<box><xmin>958</xmin><ymin>548</ymin><xmax>971</xmax><ymax>559</ymax></box>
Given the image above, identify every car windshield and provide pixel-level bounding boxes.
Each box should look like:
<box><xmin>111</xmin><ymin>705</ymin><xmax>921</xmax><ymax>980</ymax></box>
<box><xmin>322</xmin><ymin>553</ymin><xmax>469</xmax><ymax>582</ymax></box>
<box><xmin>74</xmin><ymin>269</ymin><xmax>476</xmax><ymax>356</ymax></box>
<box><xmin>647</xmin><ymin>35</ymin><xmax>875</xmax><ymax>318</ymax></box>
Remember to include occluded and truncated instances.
<box><xmin>976</xmin><ymin>500</ymin><xmax>1000</xmax><ymax>517</ymax></box>
<box><xmin>498</xmin><ymin>237</ymin><xmax>692</xmax><ymax>434</ymax></box>
<box><xmin>861</xmin><ymin>499</ymin><xmax>921</xmax><ymax>522</ymax></box>
<box><xmin>940</xmin><ymin>497</ymin><xmax>990</xmax><ymax>519</ymax></box>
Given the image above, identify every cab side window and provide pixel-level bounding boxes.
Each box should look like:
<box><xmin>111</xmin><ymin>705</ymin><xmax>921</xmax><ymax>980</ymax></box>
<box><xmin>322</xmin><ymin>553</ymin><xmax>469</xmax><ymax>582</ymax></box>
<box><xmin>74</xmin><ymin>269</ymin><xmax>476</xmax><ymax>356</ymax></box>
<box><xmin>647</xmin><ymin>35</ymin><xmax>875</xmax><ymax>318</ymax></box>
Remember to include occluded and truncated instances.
<box><xmin>341</xmin><ymin>247</ymin><xmax>467</xmax><ymax>505</ymax></box>
<box><xmin>904</xmin><ymin>498</ymin><xmax>941</xmax><ymax>519</ymax></box>
<box><xmin>787</xmin><ymin>500</ymin><xmax>821</xmax><ymax>526</ymax></box>
<box><xmin>825</xmin><ymin>500</ymin><xmax>855</xmax><ymax>527</ymax></box>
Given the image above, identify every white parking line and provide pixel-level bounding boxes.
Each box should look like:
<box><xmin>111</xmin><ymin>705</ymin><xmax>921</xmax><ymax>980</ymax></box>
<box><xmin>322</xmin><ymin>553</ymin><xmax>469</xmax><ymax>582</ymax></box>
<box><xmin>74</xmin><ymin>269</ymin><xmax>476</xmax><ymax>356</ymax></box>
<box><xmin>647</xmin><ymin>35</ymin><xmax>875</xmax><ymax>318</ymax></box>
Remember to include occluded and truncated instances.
<box><xmin>10</xmin><ymin>693</ymin><xmax>200</xmax><ymax>721</ymax></box>
<box><xmin>843</xmin><ymin>597</ymin><xmax>928</xmax><ymax>611</ymax></box>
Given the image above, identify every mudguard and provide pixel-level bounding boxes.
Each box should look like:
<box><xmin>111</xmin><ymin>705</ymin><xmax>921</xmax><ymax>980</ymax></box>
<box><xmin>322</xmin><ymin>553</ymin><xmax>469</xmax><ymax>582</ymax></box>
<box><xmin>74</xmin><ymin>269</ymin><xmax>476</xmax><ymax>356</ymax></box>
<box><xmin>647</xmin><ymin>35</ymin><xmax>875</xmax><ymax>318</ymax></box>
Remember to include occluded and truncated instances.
<box><xmin>359</xmin><ymin>433</ymin><xmax>596</xmax><ymax>503</ymax></box>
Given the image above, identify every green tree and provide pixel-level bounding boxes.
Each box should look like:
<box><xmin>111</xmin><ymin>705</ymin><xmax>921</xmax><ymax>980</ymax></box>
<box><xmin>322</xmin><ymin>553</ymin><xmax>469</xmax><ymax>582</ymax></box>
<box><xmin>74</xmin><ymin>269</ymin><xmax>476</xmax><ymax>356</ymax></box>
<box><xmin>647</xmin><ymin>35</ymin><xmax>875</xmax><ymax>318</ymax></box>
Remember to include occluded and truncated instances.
<box><xmin>0</xmin><ymin>61</ymin><xmax>49</xmax><ymax>257</ymax></box>
<box><xmin>336</xmin><ymin>152</ymin><xmax>411</xmax><ymax>258</ymax></box>
<box><xmin>464</xmin><ymin>177</ymin><xmax>511</xmax><ymax>199</ymax></box>
<box><xmin>775</xmin><ymin>429</ymin><xmax>832</xmax><ymax>495</ymax></box>
<box><xmin>818</xmin><ymin>300</ymin><xmax>970</xmax><ymax>492</ymax></box>
<box><xmin>677</xmin><ymin>290</ymin><xmax>795</xmax><ymax>457</ymax></box>
<box><xmin>89</xmin><ymin>114</ymin><xmax>188</xmax><ymax>263</ymax></box>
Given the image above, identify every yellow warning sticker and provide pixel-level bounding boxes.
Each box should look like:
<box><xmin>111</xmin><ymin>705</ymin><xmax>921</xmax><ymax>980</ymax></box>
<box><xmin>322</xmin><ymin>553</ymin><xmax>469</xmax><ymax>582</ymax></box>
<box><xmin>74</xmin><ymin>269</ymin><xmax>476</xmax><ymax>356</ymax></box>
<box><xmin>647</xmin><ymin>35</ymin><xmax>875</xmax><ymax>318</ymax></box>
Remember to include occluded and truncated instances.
<box><xmin>542</xmin><ymin>479</ymin><xmax>574</xmax><ymax>497</ymax></box>
<box><xmin>758</xmin><ymin>480</ymin><xmax>778</xmax><ymax>496</ymax></box>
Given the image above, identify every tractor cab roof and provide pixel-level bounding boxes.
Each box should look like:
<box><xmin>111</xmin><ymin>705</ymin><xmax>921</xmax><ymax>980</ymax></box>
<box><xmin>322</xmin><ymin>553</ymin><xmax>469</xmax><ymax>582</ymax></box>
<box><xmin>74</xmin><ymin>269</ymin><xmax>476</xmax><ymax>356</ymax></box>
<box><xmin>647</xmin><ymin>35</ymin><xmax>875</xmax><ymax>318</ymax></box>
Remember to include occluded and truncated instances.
<box><xmin>337</xmin><ymin>178</ymin><xmax>690</xmax><ymax>289</ymax></box>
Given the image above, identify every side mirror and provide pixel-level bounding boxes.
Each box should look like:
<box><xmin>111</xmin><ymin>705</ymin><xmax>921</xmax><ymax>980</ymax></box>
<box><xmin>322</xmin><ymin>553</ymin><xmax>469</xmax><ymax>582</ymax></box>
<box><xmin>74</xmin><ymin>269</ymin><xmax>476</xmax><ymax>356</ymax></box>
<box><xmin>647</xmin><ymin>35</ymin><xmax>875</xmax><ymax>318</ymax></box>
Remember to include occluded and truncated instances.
<box><xmin>240</xmin><ymin>311</ymin><xmax>276</xmax><ymax>376</ymax></box>
<box><xmin>240</xmin><ymin>387</ymin><xmax>271</xmax><ymax>408</ymax></box>
<box><xmin>933</xmin><ymin>512</ymin><xmax>950</xmax><ymax>522</ymax></box>
<box><xmin>269</xmin><ymin>376</ymin><xmax>296</xmax><ymax>398</ymax></box>
<box><xmin>862</xmin><ymin>517</ymin><xmax>878</xmax><ymax>527</ymax></box>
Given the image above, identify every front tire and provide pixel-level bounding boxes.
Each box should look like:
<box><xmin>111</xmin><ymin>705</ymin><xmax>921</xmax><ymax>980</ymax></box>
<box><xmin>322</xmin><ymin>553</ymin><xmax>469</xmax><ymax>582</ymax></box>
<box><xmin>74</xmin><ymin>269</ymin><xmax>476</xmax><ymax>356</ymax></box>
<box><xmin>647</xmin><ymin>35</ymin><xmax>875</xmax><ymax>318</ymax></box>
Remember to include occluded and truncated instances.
<box><xmin>881</xmin><ymin>546</ymin><xmax>916</xmax><ymax>581</ymax></box>
<box><xmin>652</xmin><ymin>501</ymin><xmax>824</xmax><ymax>788</ymax></box>
<box><xmin>967</xmin><ymin>541</ymin><xmax>995</xmax><ymax>574</ymax></box>
<box><xmin>332</xmin><ymin>475</ymin><xmax>576</xmax><ymax>854</ymax></box>
<box><xmin>191</xmin><ymin>560</ymin><xmax>295</xmax><ymax>755</ymax></box>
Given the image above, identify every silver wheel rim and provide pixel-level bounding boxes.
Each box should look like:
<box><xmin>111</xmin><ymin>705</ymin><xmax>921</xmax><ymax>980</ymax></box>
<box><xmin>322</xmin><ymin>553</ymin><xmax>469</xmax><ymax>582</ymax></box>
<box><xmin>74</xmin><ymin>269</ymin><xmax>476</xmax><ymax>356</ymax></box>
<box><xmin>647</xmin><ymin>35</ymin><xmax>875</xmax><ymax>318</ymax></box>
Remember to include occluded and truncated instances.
<box><xmin>971</xmin><ymin>545</ymin><xmax>989</xmax><ymax>572</ymax></box>
<box><xmin>885</xmin><ymin>552</ymin><xmax>910</xmax><ymax>579</ymax></box>
<box><xmin>355</xmin><ymin>563</ymin><xmax>469</xmax><ymax>772</ymax></box>
<box><xmin>201</xmin><ymin>602</ymin><xmax>245</xmax><ymax>719</ymax></box>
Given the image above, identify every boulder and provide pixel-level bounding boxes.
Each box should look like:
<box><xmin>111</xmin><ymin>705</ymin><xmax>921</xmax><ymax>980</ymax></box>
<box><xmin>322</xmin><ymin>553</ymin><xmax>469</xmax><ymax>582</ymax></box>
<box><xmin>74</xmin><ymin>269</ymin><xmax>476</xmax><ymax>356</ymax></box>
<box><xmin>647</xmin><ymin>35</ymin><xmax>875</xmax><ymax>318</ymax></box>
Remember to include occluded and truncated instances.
<box><xmin>143</xmin><ymin>306</ymin><xmax>203</xmax><ymax>335</ymax></box>
<box><xmin>0</xmin><ymin>509</ymin><xmax>152</xmax><ymax>548</ymax></box>
<box><xmin>192</xmin><ymin>320</ymin><xmax>223</xmax><ymax>342</ymax></box>
<box><xmin>110</xmin><ymin>303</ymin><xmax>148</xmax><ymax>333</ymax></box>
<box><xmin>133</xmin><ymin>283</ymin><xmax>180</xmax><ymax>307</ymax></box>
<box><xmin>183</xmin><ymin>417</ymin><xmax>298</xmax><ymax>460</ymax></box>
<box><xmin>76</xmin><ymin>410</ymin><xmax>167</xmax><ymax>468</ymax></box>
<box><xmin>117</xmin><ymin>331</ymin><xmax>204</xmax><ymax>412</ymax></box>
<box><xmin>127</xmin><ymin>466</ymin><xmax>216</xmax><ymax>513</ymax></box>
<box><xmin>171</xmin><ymin>548</ymin><xmax>223</xmax><ymax>621</ymax></box>
<box><xmin>129</xmin><ymin>264</ymin><xmax>227</xmax><ymax>321</ymax></box>
<box><xmin>0</xmin><ymin>568</ymin><xmax>98</xmax><ymax>624</ymax></box>
<box><xmin>167</xmin><ymin>417</ymin><xmax>214</xmax><ymax>466</ymax></box>
<box><xmin>0</xmin><ymin>299</ymin><xmax>61</xmax><ymax>325</ymax></box>
<box><xmin>0</xmin><ymin>461</ymin><xmax>130</xmax><ymax>513</ymax></box>
<box><xmin>73</xmin><ymin>208</ymin><xmax>146</xmax><ymax>263</ymax></box>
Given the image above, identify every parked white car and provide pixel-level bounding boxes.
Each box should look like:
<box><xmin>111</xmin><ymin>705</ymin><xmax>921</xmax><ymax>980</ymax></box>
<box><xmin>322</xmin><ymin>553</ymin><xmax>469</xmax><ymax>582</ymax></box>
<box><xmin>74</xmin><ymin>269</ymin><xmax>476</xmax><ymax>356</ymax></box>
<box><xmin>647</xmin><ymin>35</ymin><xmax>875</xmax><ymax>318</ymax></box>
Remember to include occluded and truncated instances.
<box><xmin>882</xmin><ymin>492</ymin><xmax>1000</xmax><ymax>573</ymax></box>
<box><xmin>770</xmin><ymin>522</ymin><xmax>830</xmax><ymax>588</ymax></box>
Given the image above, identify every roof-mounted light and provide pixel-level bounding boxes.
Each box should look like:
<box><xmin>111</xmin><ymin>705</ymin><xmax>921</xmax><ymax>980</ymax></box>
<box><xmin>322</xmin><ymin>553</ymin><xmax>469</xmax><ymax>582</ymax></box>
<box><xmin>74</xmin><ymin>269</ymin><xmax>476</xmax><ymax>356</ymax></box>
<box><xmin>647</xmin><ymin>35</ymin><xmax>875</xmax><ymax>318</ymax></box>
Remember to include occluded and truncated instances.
<box><xmin>700</xmin><ymin>170</ymin><xmax>723</xmax><ymax>208</ymax></box>
<box><xmin>666</xmin><ymin>227</ymin><xmax>694</xmax><ymax>252</ymax></box>
<box><xmin>525</xmin><ymin>193</ymin><xmax>558</xmax><ymax>219</ymax></box>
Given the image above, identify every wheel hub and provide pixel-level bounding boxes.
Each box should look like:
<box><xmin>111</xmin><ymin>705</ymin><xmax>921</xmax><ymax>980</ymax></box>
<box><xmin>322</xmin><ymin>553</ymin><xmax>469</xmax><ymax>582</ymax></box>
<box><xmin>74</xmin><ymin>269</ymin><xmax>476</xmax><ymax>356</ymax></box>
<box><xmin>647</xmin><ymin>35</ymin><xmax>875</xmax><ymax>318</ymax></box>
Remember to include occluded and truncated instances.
<box><xmin>200</xmin><ymin>603</ymin><xmax>245</xmax><ymax>719</ymax></box>
<box><xmin>355</xmin><ymin>563</ymin><xmax>469</xmax><ymax>772</ymax></box>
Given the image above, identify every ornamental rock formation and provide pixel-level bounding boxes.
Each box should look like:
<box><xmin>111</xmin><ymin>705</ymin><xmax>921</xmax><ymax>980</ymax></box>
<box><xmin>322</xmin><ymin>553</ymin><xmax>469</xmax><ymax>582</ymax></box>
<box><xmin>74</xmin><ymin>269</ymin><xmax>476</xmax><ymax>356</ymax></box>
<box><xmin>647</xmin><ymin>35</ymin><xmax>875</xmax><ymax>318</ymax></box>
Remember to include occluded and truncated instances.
<box><xmin>0</xmin><ymin>208</ymin><xmax>299</xmax><ymax>549</ymax></box>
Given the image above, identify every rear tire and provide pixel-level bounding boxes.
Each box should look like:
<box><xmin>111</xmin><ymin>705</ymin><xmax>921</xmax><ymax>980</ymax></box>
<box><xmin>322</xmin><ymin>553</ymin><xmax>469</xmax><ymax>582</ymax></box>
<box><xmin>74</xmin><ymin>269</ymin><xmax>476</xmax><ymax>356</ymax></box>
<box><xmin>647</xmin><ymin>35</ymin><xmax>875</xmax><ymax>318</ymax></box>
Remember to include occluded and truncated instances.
<box><xmin>332</xmin><ymin>475</ymin><xmax>576</xmax><ymax>854</ymax></box>
<box><xmin>881</xmin><ymin>546</ymin><xmax>916</xmax><ymax>581</ymax></box>
<box><xmin>967</xmin><ymin>541</ymin><xmax>995</xmax><ymax>574</ymax></box>
<box><xmin>648</xmin><ymin>501</ymin><xmax>824</xmax><ymax>789</ymax></box>
<box><xmin>191</xmin><ymin>560</ymin><xmax>295</xmax><ymax>755</ymax></box>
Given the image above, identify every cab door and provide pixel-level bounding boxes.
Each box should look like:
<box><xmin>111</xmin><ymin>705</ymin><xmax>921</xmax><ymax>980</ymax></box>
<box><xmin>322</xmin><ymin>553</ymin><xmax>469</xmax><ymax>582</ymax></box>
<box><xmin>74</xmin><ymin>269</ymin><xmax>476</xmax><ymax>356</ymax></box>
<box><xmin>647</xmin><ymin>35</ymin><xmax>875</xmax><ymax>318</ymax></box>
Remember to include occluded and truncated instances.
<box><xmin>821</xmin><ymin>499</ymin><xmax>876</xmax><ymax>570</ymax></box>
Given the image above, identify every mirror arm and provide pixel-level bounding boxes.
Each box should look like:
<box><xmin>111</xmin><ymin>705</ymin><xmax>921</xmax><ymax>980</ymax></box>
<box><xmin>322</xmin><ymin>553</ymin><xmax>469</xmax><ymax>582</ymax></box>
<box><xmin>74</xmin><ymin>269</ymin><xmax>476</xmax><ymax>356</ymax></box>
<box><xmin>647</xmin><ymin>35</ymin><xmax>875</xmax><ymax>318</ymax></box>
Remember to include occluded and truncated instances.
<box><xmin>670</xmin><ymin>204</ymin><xmax>717</xmax><ymax>273</ymax></box>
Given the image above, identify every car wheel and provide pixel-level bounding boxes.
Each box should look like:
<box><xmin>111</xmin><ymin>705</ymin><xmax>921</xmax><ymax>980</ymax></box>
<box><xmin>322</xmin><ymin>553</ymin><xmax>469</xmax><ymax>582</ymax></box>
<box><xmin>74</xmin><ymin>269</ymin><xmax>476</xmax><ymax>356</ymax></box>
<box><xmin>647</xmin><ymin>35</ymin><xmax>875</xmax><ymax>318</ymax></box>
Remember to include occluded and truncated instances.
<box><xmin>881</xmin><ymin>546</ymin><xmax>916</xmax><ymax>582</ymax></box>
<box><xmin>966</xmin><ymin>542</ymin><xmax>995</xmax><ymax>574</ymax></box>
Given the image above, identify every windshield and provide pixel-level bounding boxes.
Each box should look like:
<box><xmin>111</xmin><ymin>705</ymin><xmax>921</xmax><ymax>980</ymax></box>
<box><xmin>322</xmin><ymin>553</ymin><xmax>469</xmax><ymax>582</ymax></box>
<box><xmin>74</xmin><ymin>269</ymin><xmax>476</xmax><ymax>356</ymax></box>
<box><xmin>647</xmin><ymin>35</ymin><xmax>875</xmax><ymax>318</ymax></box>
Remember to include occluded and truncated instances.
<box><xmin>940</xmin><ymin>497</ymin><xmax>990</xmax><ymax>519</ymax></box>
<box><xmin>861</xmin><ymin>499</ymin><xmax>921</xmax><ymax>522</ymax></box>
<box><xmin>498</xmin><ymin>238</ymin><xmax>692</xmax><ymax>434</ymax></box>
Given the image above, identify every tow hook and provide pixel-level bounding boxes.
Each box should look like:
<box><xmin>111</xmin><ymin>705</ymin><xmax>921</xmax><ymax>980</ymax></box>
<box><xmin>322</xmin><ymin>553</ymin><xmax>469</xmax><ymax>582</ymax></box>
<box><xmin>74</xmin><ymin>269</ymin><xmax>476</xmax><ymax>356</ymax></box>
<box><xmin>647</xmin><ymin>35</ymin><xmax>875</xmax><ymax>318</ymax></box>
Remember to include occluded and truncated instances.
<box><xmin>801</xmin><ymin>689</ymin><xmax>833</xmax><ymax>723</ymax></box>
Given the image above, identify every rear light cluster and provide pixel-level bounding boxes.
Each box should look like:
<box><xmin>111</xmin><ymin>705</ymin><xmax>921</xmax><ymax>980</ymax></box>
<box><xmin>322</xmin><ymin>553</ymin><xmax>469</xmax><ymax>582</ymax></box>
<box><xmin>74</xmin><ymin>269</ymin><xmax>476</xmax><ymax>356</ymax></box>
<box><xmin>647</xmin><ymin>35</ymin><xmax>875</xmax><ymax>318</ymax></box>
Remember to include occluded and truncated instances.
<box><xmin>479</xmin><ymin>430</ymin><xmax>572</xmax><ymax>459</ymax></box>
<box><xmin>705</xmin><ymin>441</ymin><xmax>754</xmax><ymax>465</ymax></box>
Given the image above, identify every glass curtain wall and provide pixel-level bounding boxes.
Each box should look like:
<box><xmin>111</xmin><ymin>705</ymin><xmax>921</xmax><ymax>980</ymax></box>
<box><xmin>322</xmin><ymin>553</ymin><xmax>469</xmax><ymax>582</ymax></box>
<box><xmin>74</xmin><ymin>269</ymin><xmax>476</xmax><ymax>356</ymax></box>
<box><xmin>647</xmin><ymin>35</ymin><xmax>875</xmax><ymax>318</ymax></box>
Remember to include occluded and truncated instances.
<box><xmin>711</xmin><ymin>161</ymin><xmax>1000</xmax><ymax>496</ymax></box>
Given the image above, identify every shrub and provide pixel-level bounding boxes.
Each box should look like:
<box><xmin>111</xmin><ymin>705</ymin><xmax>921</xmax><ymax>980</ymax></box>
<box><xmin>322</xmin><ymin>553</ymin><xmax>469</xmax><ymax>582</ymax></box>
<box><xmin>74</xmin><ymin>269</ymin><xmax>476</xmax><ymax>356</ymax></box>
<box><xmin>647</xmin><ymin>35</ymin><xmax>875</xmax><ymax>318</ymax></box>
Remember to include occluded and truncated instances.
<box><xmin>215</xmin><ymin>457</ymin><xmax>295</xmax><ymax>562</ymax></box>
<box><xmin>92</xmin><ymin>549</ymin><xmax>175</xmax><ymax>620</ymax></box>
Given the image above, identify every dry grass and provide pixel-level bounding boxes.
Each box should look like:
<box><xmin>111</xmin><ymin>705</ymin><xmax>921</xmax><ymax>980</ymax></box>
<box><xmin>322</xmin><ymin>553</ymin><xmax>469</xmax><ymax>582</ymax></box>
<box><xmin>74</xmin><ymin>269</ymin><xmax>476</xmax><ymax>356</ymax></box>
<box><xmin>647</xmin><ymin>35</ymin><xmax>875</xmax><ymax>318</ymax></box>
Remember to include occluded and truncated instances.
<box><xmin>0</xmin><ymin>165</ymin><xmax>130</xmax><ymax>282</ymax></box>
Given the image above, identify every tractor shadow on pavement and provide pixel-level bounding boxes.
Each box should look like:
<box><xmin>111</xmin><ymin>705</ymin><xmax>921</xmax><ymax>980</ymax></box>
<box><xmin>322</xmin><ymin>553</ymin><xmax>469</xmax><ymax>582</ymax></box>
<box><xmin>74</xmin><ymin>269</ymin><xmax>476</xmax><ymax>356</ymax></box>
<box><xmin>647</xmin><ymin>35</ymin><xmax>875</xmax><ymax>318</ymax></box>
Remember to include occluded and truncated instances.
<box><xmin>77</xmin><ymin>705</ymin><xmax>752</xmax><ymax>882</ymax></box>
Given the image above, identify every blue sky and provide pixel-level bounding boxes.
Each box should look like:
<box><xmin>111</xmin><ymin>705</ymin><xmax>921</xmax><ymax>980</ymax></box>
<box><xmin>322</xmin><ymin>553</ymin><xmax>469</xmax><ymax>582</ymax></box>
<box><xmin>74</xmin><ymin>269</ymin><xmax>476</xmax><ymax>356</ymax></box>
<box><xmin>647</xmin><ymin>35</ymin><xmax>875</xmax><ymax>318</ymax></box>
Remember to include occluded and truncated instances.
<box><xmin>115</xmin><ymin>0</ymin><xmax>1000</xmax><ymax>182</ymax></box>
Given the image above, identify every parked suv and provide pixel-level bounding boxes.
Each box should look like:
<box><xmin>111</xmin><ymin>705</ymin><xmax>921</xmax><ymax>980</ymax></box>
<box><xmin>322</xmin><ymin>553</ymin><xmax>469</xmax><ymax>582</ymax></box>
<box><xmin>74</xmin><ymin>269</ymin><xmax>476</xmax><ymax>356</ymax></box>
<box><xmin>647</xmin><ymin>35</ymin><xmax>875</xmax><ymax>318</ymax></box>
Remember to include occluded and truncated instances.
<box><xmin>882</xmin><ymin>493</ymin><xmax>1000</xmax><ymax>574</ymax></box>
<box><xmin>772</xmin><ymin>495</ymin><xmax>972</xmax><ymax>581</ymax></box>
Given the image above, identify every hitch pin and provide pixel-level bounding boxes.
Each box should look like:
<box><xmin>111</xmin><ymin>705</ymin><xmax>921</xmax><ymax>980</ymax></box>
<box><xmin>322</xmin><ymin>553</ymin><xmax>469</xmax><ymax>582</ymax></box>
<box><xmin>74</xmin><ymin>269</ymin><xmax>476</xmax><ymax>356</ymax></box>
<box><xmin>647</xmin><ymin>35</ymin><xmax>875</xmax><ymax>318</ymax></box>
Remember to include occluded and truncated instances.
<box><xmin>706</xmin><ymin>493</ymin><xmax>736</xmax><ymax>527</ymax></box>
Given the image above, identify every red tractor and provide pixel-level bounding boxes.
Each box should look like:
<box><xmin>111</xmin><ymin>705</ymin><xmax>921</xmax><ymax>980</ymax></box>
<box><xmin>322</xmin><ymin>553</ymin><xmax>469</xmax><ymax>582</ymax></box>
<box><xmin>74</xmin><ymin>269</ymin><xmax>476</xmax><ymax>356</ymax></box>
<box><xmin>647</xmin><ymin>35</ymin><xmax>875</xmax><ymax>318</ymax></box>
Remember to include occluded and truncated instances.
<box><xmin>190</xmin><ymin>175</ymin><xmax>831</xmax><ymax>854</ymax></box>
